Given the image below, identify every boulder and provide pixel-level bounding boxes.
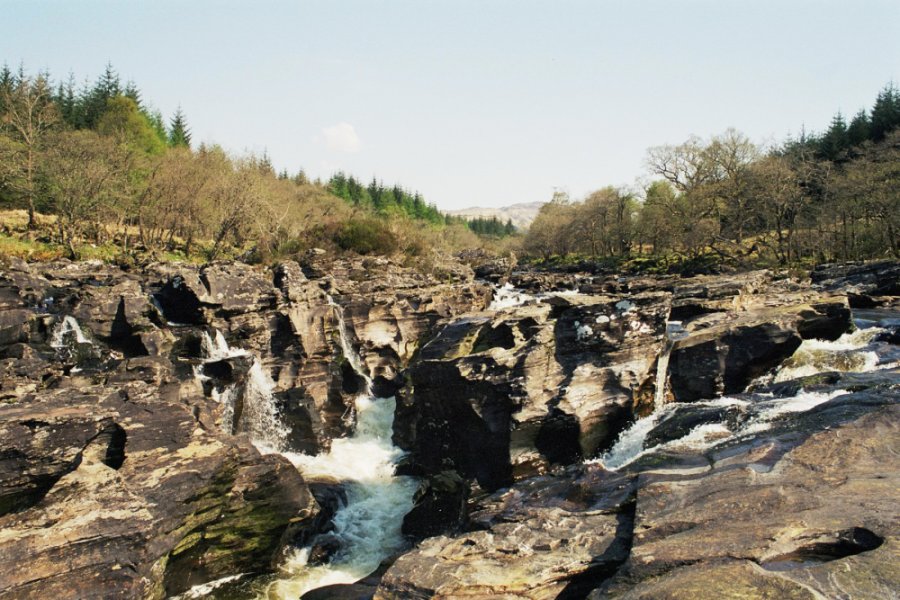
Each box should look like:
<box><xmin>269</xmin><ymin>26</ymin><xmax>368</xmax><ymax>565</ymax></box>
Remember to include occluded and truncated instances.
<box><xmin>397</xmin><ymin>292</ymin><xmax>670</xmax><ymax>490</ymax></box>
<box><xmin>667</xmin><ymin>298</ymin><xmax>852</xmax><ymax>402</ymax></box>
<box><xmin>0</xmin><ymin>384</ymin><xmax>319</xmax><ymax>599</ymax></box>
<box><xmin>378</xmin><ymin>466</ymin><xmax>635</xmax><ymax>599</ymax></box>
<box><xmin>593</xmin><ymin>390</ymin><xmax>899</xmax><ymax>598</ymax></box>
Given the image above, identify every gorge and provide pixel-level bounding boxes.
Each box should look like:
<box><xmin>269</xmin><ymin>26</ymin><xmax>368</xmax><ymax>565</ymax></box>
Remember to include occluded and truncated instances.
<box><xmin>0</xmin><ymin>255</ymin><xmax>898</xmax><ymax>599</ymax></box>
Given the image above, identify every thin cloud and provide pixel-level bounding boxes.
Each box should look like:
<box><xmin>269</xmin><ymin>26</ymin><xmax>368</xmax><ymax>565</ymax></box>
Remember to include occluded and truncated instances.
<box><xmin>320</xmin><ymin>122</ymin><xmax>362</xmax><ymax>153</ymax></box>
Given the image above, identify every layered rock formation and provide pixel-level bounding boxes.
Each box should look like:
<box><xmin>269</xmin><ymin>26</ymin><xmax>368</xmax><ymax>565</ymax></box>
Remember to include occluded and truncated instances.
<box><xmin>1</xmin><ymin>255</ymin><xmax>897</xmax><ymax>599</ymax></box>
<box><xmin>379</xmin><ymin>265</ymin><xmax>899</xmax><ymax>599</ymax></box>
<box><xmin>0</xmin><ymin>255</ymin><xmax>489</xmax><ymax>598</ymax></box>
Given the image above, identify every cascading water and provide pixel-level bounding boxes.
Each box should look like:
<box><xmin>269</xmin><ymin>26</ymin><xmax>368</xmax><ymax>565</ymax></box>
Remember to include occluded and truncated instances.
<box><xmin>254</xmin><ymin>297</ymin><xmax>416</xmax><ymax>598</ymax></box>
<box><xmin>195</xmin><ymin>330</ymin><xmax>289</xmax><ymax>452</ymax></box>
<box><xmin>652</xmin><ymin>321</ymin><xmax>684</xmax><ymax>411</ymax></box>
<box><xmin>487</xmin><ymin>282</ymin><xmax>580</xmax><ymax>312</ymax></box>
<box><xmin>50</xmin><ymin>315</ymin><xmax>91</xmax><ymax>348</ymax></box>
<box><xmin>596</xmin><ymin>317</ymin><xmax>896</xmax><ymax>470</ymax></box>
<box><xmin>326</xmin><ymin>294</ymin><xmax>373</xmax><ymax>395</ymax></box>
<box><xmin>773</xmin><ymin>327</ymin><xmax>890</xmax><ymax>382</ymax></box>
<box><xmin>489</xmin><ymin>283</ymin><xmax>538</xmax><ymax>310</ymax></box>
<box><xmin>261</xmin><ymin>396</ymin><xmax>417</xmax><ymax>598</ymax></box>
<box><xmin>598</xmin><ymin>320</ymin><xmax>684</xmax><ymax>468</ymax></box>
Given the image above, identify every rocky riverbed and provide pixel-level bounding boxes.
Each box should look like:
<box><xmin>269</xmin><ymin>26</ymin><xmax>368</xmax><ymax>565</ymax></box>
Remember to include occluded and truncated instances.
<box><xmin>0</xmin><ymin>256</ymin><xmax>897</xmax><ymax>599</ymax></box>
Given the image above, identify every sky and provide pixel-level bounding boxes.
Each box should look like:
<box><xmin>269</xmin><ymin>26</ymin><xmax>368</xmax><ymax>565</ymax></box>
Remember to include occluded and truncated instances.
<box><xmin>3</xmin><ymin>0</ymin><xmax>899</xmax><ymax>210</ymax></box>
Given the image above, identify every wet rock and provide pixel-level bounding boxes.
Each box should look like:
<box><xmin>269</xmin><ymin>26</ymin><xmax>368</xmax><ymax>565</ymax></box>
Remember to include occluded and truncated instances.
<box><xmin>811</xmin><ymin>260</ymin><xmax>900</xmax><ymax>297</ymax></box>
<box><xmin>599</xmin><ymin>398</ymin><xmax>900</xmax><ymax>598</ymax></box>
<box><xmin>302</xmin><ymin>582</ymin><xmax>377</xmax><ymax>600</ymax></box>
<box><xmin>642</xmin><ymin>402</ymin><xmax>745</xmax><ymax>449</ymax></box>
<box><xmin>0</xmin><ymin>384</ymin><xmax>319</xmax><ymax>600</ymax></box>
<box><xmin>667</xmin><ymin>299</ymin><xmax>852</xmax><ymax>402</ymax></box>
<box><xmin>379</xmin><ymin>466</ymin><xmax>635</xmax><ymax>599</ymax></box>
<box><xmin>398</xmin><ymin>291</ymin><xmax>671</xmax><ymax>490</ymax></box>
<box><xmin>402</xmin><ymin>470</ymin><xmax>469</xmax><ymax>540</ymax></box>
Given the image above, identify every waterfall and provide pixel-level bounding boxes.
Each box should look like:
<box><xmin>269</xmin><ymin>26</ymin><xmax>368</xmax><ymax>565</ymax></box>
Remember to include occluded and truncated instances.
<box><xmin>246</xmin><ymin>297</ymin><xmax>417</xmax><ymax>598</ymax></box>
<box><xmin>263</xmin><ymin>396</ymin><xmax>417</xmax><ymax>598</ymax></box>
<box><xmin>326</xmin><ymin>294</ymin><xmax>373</xmax><ymax>395</ymax></box>
<box><xmin>489</xmin><ymin>283</ymin><xmax>536</xmax><ymax>311</ymax></box>
<box><xmin>487</xmin><ymin>283</ymin><xmax>578</xmax><ymax>312</ymax></box>
<box><xmin>595</xmin><ymin>320</ymin><xmax>891</xmax><ymax>471</ymax></box>
<box><xmin>773</xmin><ymin>327</ymin><xmax>891</xmax><ymax>382</ymax></box>
<box><xmin>653</xmin><ymin>321</ymin><xmax>684</xmax><ymax>411</ymax></box>
<box><xmin>181</xmin><ymin>301</ymin><xmax>417</xmax><ymax>599</ymax></box>
<box><xmin>50</xmin><ymin>315</ymin><xmax>91</xmax><ymax>348</ymax></box>
<box><xmin>194</xmin><ymin>329</ymin><xmax>288</xmax><ymax>452</ymax></box>
<box><xmin>200</xmin><ymin>329</ymin><xmax>237</xmax><ymax>361</ymax></box>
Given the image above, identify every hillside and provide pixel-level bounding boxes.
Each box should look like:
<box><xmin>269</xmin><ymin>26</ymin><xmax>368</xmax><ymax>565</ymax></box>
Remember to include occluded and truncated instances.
<box><xmin>447</xmin><ymin>201</ymin><xmax>545</xmax><ymax>230</ymax></box>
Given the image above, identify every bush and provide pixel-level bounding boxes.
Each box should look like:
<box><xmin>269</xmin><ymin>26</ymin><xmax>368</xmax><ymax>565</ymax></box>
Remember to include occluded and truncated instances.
<box><xmin>335</xmin><ymin>218</ymin><xmax>398</xmax><ymax>255</ymax></box>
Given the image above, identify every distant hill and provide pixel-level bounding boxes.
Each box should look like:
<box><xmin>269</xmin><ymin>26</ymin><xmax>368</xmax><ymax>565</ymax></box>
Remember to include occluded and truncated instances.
<box><xmin>447</xmin><ymin>201</ymin><xmax>545</xmax><ymax>230</ymax></box>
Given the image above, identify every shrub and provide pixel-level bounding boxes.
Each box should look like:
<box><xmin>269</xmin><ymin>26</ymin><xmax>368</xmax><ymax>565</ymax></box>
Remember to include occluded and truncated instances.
<box><xmin>335</xmin><ymin>218</ymin><xmax>398</xmax><ymax>255</ymax></box>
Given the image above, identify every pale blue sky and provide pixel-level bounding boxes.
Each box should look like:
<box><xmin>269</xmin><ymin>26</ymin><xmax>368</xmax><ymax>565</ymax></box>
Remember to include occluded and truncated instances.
<box><xmin>3</xmin><ymin>1</ymin><xmax>898</xmax><ymax>210</ymax></box>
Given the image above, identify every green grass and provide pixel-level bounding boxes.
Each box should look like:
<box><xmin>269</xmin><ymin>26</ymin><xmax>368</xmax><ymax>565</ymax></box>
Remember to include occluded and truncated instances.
<box><xmin>0</xmin><ymin>233</ymin><xmax>66</xmax><ymax>261</ymax></box>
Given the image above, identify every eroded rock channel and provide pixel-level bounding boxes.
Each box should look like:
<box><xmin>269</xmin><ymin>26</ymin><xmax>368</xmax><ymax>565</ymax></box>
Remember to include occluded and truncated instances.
<box><xmin>1</xmin><ymin>257</ymin><xmax>897</xmax><ymax>599</ymax></box>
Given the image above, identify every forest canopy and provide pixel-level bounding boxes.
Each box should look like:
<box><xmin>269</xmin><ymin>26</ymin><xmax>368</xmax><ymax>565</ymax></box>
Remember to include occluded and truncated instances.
<box><xmin>524</xmin><ymin>83</ymin><xmax>900</xmax><ymax>269</ymax></box>
<box><xmin>0</xmin><ymin>63</ymin><xmax>505</xmax><ymax>262</ymax></box>
<box><xmin>1</xmin><ymin>62</ymin><xmax>897</xmax><ymax>270</ymax></box>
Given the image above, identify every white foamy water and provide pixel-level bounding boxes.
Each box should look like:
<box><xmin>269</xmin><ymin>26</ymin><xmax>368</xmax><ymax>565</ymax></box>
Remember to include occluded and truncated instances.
<box><xmin>326</xmin><ymin>294</ymin><xmax>373</xmax><ymax>396</ymax></box>
<box><xmin>260</xmin><ymin>396</ymin><xmax>417</xmax><ymax>599</ymax></box>
<box><xmin>487</xmin><ymin>283</ymin><xmax>580</xmax><ymax>312</ymax></box>
<box><xmin>595</xmin><ymin>397</ymin><xmax>749</xmax><ymax>470</ymax></box>
<box><xmin>489</xmin><ymin>282</ymin><xmax>538</xmax><ymax>311</ymax></box>
<box><xmin>50</xmin><ymin>315</ymin><xmax>91</xmax><ymax>347</ymax></box>
<box><xmin>774</xmin><ymin>327</ymin><xmax>887</xmax><ymax>382</ymax></box>
<box><xmin>194</xmin><ymin>329</ymin><xmax>288</xmax><ymax>451</ymax></box>
<box><xmin>173</xmin><ymin>574</ymin><xmax>248</xmax><ymax>600</ymax></box>
<box><xmin>594</xmin><ymin>318</ymin><xmax>896</xmax><ymax>470</ymax></box>
<box><xmin>597</xmin><ymin>411</ymin><xmax>661</xmax><ymax>469</ymax></box>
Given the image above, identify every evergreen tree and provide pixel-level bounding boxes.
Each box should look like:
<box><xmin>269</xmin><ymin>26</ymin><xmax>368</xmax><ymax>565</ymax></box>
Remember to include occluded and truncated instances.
<box><xmin>168</xmin><ymin>106</ymin><xmax>191</xmax><ymax>148</ymax></box>
<box><xmin>368</xmin><ymin>177</ymin><xmax>385</xmax><ymax>211</ymax></box>
<box><xmin>0</xmin><ymin>63</ymin><xmax>12</xmax><ymax>115</ymax></box>
<box><xmin>329</xmin><ymin>172</ymin><xmax>350</xmax><ymax>200</ymax></box>
<box><xmin>818</xmin><ymin>111</ymin><xmax>848</xmax><ymax>160</ymax></box>
<box><xmin>54</xmin><ymin>73</ymin><xmax>78</xmax><ymax>126</ymax></box>
<box><xmin>147</xmin><ymin>110</ymin><xmax>167</xmax><ymax>143</ymax></box>
<box><xmin>76</xmin><ymin>64</ymin><xmax>122</xmax><ymax>129</ymax></box>
<box><xmin>846</xmin><ymin>109</ymin><xmax>871</xmax><ymax>146</ymax></box>
<box><xmin>123</xmin><ymin>80</ymin><xmax>142</xmax><ymax>108</ymax></box>
<box><xmin>257</xmin><ymin>150</ymin><xmax>274</xmax><ymax>175</ymax></box>
<box><xmin>870</xmin><ymin>82</ymin><xmax>900</xmax><ymax>141</ymax></box>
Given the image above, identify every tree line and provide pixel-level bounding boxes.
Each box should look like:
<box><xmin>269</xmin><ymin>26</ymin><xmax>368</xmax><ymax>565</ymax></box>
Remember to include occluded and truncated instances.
<box><xmin>0</xmin><ymin>63</ymin><xmax>488</xmax><ymax>262</ymax></box>
<box><xmin>326</xmin><ymin>172</ymin><xmax>444</xmax><ymax>224</ymax></box>
<box><xmin>525</xmin><ymin>83</ymin><xmax>900</xmax><ymax>267</ymax></box>
<box><xmin>464</xmin><ymin>216</ymin><xmax>516</xmax><ymax>237</ymax></box>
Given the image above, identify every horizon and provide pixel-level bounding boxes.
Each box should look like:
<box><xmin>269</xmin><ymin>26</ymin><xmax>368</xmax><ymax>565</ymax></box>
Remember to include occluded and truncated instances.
<box><xmin>3</xmin><ymin>0</ymin><xmax>899</xmax><ymax>211</ymax></box>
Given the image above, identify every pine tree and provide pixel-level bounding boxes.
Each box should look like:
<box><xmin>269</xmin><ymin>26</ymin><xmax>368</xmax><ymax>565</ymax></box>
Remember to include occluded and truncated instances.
<box><xmin>76</xmin><ymin>64</ymin><xmax>122</xmax><ymax>129</ymax></box>
<box><xmin>817</xmin><ymin>111</ymin><xmax>848</xmax><ymax>160</ymax></box>
<box><xmin>147</xmin><ymin>110</ymin><xmax>167</xmax><ymax>143</ymax></box>
<box><xmin>846</xmin><ymin>108</ymin><xmax>871</xmax><ymax>146</ymax></box>
<box><xmin>329</xmin><ymin>172</ymin><xmax>350</xmax><ymax>200</ymax></box>
<box><xmin>870</xmin><ymin>82</ymin><xmax>900</xmax><ymax>142</ymax></box>
<box><xmin>54</xmin><ymin>73</ymin><xmax>78</xmax><ymax>126</ymax></box>
<box><xmin>97</xmin><ymin>63</ymin><xmax>121</xmax><ymax>97</ymax></box>
<box><xmin>168</xmin><ymin>107</ymin><xmax>191</xmax><ymax>148</ymax></box>
<box><xmin>123</xmin><ymin>80</ymin><xmax>142</xmax><ymax>108</ymax></box>
<box><xmin>0</xmin><ymin>63</ymin><xmax>12</xmax><ymax>115</ymax></box>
